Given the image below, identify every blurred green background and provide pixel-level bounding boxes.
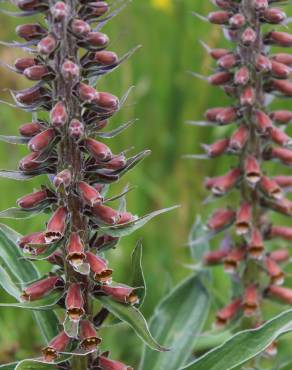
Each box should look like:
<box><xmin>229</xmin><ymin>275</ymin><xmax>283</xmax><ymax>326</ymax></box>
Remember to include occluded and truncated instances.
<box><xmin>1</xmin><ymin>0</ymin><xmax>292</xmax><ymax>368</ymax></box>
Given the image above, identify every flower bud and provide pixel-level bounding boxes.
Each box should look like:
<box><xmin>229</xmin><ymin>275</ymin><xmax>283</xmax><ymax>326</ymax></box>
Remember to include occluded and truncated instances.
<box><xmin>272</xmin><ymin>53</ymin><xmax>292</xmax><ymax>66</ymax></box>
<box><xmin>208</xmin><ymin>71</ymin><xmax>232</xmax><ymax>86</ymax></box>
<box><xmin>42</xmin><ymin>331</ymin><xmax>70</xmax><ymax>362</ymax></box>
<box><xmin>270</xmin><ymin>226</ymin><xmax>292</xmax><ymax>241</ymax></box>
<box><xmin>224</xmin><ymin>247</ymin><xmax>245</xmax><ymax>273</ymax></box>
<box><xmin>271</xmin><ymin>127</ymin><xmax>291</xmax><ymax>147</ymax></box>
<box><xmin>17</xmin><ymin>0</ymin><xmax>45</xmax><ymax>11</ymax></box>
<box><xmin>271</xmin><ymin>60</ymin><xmax>290</xmax><ymax>79</ymax></box>
<box><xmin>28</xmin><ymin>128</ymin><xmax>55</xmax><ymax>152</ymax></box>
<box><xmin>117</xmin><ymin>211</ymin><xmax>135</xmax><ymax>224</ymax></box>
<box><xmin>71</xmin><ymin>19</ymin><xmax>91</xmax><ymax>36</ymax></box>
<box><xmin>50</xmin><ymin>101</ymin><xmax>68</xmax><ymax>127</ymax></box>
<box><xmin>256</xmin><ymin>54</ymin><xmax>272</xmax><ymax>72</ymax></box>
<box><xmin>69</xmin><ymin>119</ymin><xmax>84</xmax><ymax>139</ymax></box>
<box><xmin>66</xmin><ymin>232</ymin><xmax>86</xmax><ymax>267</ymax></box>
<box><xmin>204</xmin><ymin>138</ymin><xmax>229</xmax><ymax>157</ymax></box>
<box><xmin>62</xmin><ymin>59</ymin><xmax>80</xmax><ymax>80</ymax></box>
<box><xmin>273</xmin><ymin>176</ymin><xmax>292</xmax><ymax>188</ymax></box>
<box><xmin>21</xmin><ymin>275</ymin><xmax>61</xmax><ymax>301</ymax></box>
<box><xmin>217</xmin><ymin>53</ymin><xmax>238</xmax><ymax>69</ymax></box>
<box><xmin>270</xmin><ymin>110</ymin><xmax>292</xmax><ymax>124</ymax></box>
<box><xmin>16</xmin><ymin>23</ymin><xmax>46</xmax><ymax>41</ymax></box>
<box><xmin>45</xmin><ymin>206</ymin><xmax>68</xmax><ymax>243</ymax></box>
<box><xmin>243</xmin><ymin>285</ymin><xmax>259</xmax><ymax>317</ymax></box>
<box><xmin>263</xmin><ymin>8</ymin><xmax>286</xmax><ymax>24</ymax></box>
<box><xmin>98</xmin><ymin>355</ymin><xmax>133</xmax><ymax>370</ymax></box>
<box><xmin>19</xmin><ymin>152</ymin><xmax>41</xmax><ymax>171</ymax></box>
<box><xmin>205</xmin><ymin>168</ymin><xmax>241</xmax><ymax>196</ymax></box>
<box><xmin>248</xmin><ymin>228</ymin><xmax>264</xmax><ymax>259</ymax></box>
<box><xmin>84</xmin><ymin>31</ymin><xmax>109</xmax><ymax>47</ymax></box>
<box><xmin>234</xmin><ymin>66</ymin><xmax>249</xmax><ymax>85</ymax></box>
<box><xmin>271</xmin><ymin>79</ymin><xmax>292</xmax><ymax>96</ymax></box>
<box><xmin>92</xmin><ymin>204</ymin><xmax>120</xmax><ymax>224</ymax></box>
<box><xmin>254</xmin><ymin>0</ymin><xmax>268</xmax><ymax>10</ymax></box>
<box><xmin>16</xmin><ymin>84</ymin><xmax>46</xmax><ymax>105</ymax></box>
<box><xmin>19</xmin><ymin>121</ymin><xmax>43</xmax><ymax>137</ymax></box>
<box><xmin>79</xmin><ymin>83</ymin><xmax>99</xmax><ymax>103</ymax></box>
<box><xmin>212</xmin><ymin>0</ymin><xmax>232</xmax><ymax>9</ymax></box>
<box><xmin>65</xmin><ymin>283</ymin><xmax>84</xmax><ymax>321</ymax></box>
<box><xmin>216</xmin><ymin>107</ymin><xmax>237</xmax><ymax>124</ymax></box>
<box><xmin>265</xmin><ymin>31</ymin><xmax>292</xmax><ymax>47</ymax></box>
<box><xmin>84</xmin><ymin>138</ymin><xmax>112</xmax><ymax>161</ymax></box>
<box><xmin>203</xmin><ymin>249</ymin><xmax>229</xmax><ymax>266</ymax></box>
<box><xmin>260</xmin><ymin>175</ymin><xmax>282</xmax><ymax>200</ymax></box>
<box><xmin>255</xmin><ymin>110</ymin><xmax>273</xmax><ymax>135</ymax></box>
<box><xmin>51</xmin><ymin>1</ymin><xmax>69</xmax><ymax>21</ymax></box>
<box><xmin>17</xmin><ymin>189</ymin><xmax>49</xmax><ymax>209</ymax></box>
<box><xmin>244</xmin><ymin>155</ymin><xmax>261</xmax><ymax>185</ymax></box>
<box><xmin>85</xmin><ymin>1</ymin><xmax>109</xmax><ymax>17</ymax></box>
<box><xmin>209</xmin><ymin>48</ymin><xmax>230</xmax><ymax>60</ymax></box>
<box><xmin>15</xmin><ymin>57</ymin><xmax>38</xmax><ymax>72</ymax></box>
<box><xmin>205</xmin><ymin>107</ymin><xmax>225</xmax><ymax>122</ymax></box>
<box><xmin>229</xmin><ymin>125</ymin><xmax>248</xmax><ymax>153</ymax></box>
<box><xmin>80</xmin><ymin>320</ymin><xmax>102</xmax><ymax>350</ymax></box>
<box><xmin>86</xmin><ymin>251</ymin><xmax>112</xmax><ymax>283</ymax></box>
<box><xmin>77</xmin><ymin>181</ymin><xmax>103</xmax><ymax>206</ymax></box>
<box><xmin>207</xmin><ymin>208</ymin><xmax>235</xmax><ymax>231</ymax></box>
<box><xmin>241</xmin><ymin>27</ymin><xmax>256</xmax><ymax>45</ymax></box>
<box><xmin>270</xmin><ymin>147</ymin><xmax>292</xmax><ymax>165</ymax></box>
<box><xmin>265</xmin><ymin>257</ymin><xmax>284</xmax><ymax>285</ymax></box>
<box><xmin>216</xmin><ymin>299</ymin><xmax>241</xmax><ymax>327</ymax></box>
<box><xmin>53</xmin><ymin>169</ymin><xmax>71</xmax><ymax>189</ymax></box>
<box><xmin>236</xmin><ymin>202</ymin><xmax>251</xmax><ymax>235</ymax></box>
<box><xmin>267</xmin><ymin>285</ymin><xmax>292</xmax><ymax>304</ymax></box>
<box><xmin>240</xmin><ymin>86</ymin><xmax>255</xmax><ymax>106</ymax></box>
<box><xmin>37</xmin><ymin>34</ymin><xmax>57</xmax><ymax>55</ymax></box>
<box><xmin>270</xmin><ymin>249</ymin><xmax>289</xmax><ymax>263</ymax></box>
<box><xmin>100</xmin><ymin>284</ymin><xmax>139</xmax><ymax>305</ymax></box>
<box><xmin>208</xmin><ymin>11</ymin><xmax>230</xmax><ymax>24</ymax></box>
<box><xmin>104</xmin><ymin>154</ymin><xmax>127</xmax><ymax>170</ymax></box>
<box><xmin>24</xmin><ymin>65</ymin><xmax>50</xmax><ymax>81</ymax></box>
<box><xmin>93</xmin><ymin>50</ymin><xmax>118</xmax><ymax>65</ymax></box>
<box><xmin>229</xmin><ymin>13</ymin><xmax>245</xmax><ymax>29</ymax></box>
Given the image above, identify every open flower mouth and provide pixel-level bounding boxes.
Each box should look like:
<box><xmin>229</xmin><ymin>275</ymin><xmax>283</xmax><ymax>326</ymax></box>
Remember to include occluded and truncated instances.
<box><xmin>246</xmin><ymin>172</ymin><xmax>261</xmax><ymax>184</ymax></box>
<box><xmin>94</xmin><ymin>269</ymin><xmax>113</xmax><ymax>283</ymax></box>
<box><xmin>81</xmin><ymin>337</ymin><xmax>102</xmax><ymax>350</ymax></box>
<box><xmin>243</xmin><ymin>303</ymin><xmax>258</xmax><ymax>317</ymax></box>
<box><xmin>66</xmin><ymin>252</ymin><xmax>86</xmax><ymax>267</ymax></box>
<box><xmin>45</xmin><ymin>231</ymin><xmax>62</xmax><ymax>243</ymax></box>
<box><xmin>236</xmin><ymin>222</ymin><xmax>250</xmax><ymax>235</ymax></box>
<box><xmin>224</xmin><ymin>260</ymin><xmax>238</xmax><ymax>273</ymax></box>
<box><xmin>270</xmin><ymin>273</ymin><xmax>284</xmax><ymax>285</ymax></box>
<box><xmin>42</xmin><ymin>347</ymin><xmax>58</xmax><ymax>362</ymax></box>
<box><xmin>67</xmin><ymin>307</ymin><xmax>85</xmax><ymax>321</ymax></box>
<box><xmin>126</xmin><ymin>292</ymin><xmax>139</xmax><ymax>305</ymax></box>
<box><xmin>248</xmin><ymin>245</ymin><xmax>264</xmax><ymax>259</ymax></box>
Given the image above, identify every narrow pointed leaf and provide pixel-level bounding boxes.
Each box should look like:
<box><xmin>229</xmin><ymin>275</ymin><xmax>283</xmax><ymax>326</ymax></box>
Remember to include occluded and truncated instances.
<box><xmin>0</xmin><ymin>135</ymin><xmax>29</xmax><ymax>144</ymax></box>
<box><xmin>99</xmin><ymin>205</ymin><xmax>179</xmax><ymax>237</ymax></box>
<box><xmin>131</xmin><ymin>240</ymin><xmax>146</xmax><ymax>307</ymax></box>
<box><xmin>140</xmin><ymin>273</ymin><xmax>210</xmax><ymax>370</ymax></box>
<box><xmin>63</xmin><ymin>315</ymin><xmax>79</xmax><ymax>338</ymax></box>
<box><xmin>33</xmin><ymin>311</ymin><xmax>60</xmax><ymax>343</ymax></box>
<box><xmin>0</xmin><ymin>264</ymin><xmax>21</xmax><ymax>299</ymax></box>
<box><xmin>0</xmin><ymin>170</ymin><xmax>36</xmax><ymax>181</ymax></box>
<box><xmin>181</xmin><ymin>309</ymin><xmax>292</xmax><ymax>370</ymax></box>
<box><xmin>97</xmin><ymin>119</ymin><xmax>138</xmax><ymax>139</ymax></box>
<box><xmin>0</xmin><ymin>363</ymin><xmax>18</xmax><ymax>369</ymax></box>
<box><xmin>0</xmin><ymin>291</ymin><xmax>63</xmax><ymax>310</ymax></box>
<box><xmin>0</xmin><ymin>207</ymin><xmax>42</xmax><ymax>219</ymax></box>
<box><xmin>15</xmin><ymin>356</ymin><xmax>71</xmax><ymax>370</ymax></box>
<box><xmin>97</xmin><ymin>296</ymin><xmax>168</xmax><ymax>352</ymax></box>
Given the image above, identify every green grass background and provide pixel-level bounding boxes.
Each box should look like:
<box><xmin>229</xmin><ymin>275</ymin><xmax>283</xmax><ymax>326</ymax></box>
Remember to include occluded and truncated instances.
<box><xmin>0</xmin><ymin>0</ymin><xmax>292</xmax><ymax>368</ymax></box>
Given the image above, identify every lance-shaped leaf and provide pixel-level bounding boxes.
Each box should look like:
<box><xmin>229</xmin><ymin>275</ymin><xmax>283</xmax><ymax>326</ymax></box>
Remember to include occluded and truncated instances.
<box><xmin>34</xmin><ymin>310</ymin><xmax>60</xmax><ymax>343</ymax></box>
<box><xmin>0</xmin><ymin>363</ymin><xmax>18</xmax><ymax>369</ymax></box>
<box><xmin>99</xmin><ymin>205</ymin><xmax>179</xmax><ymax>237</ymax></box>
<box><xmin>0</xmin><ymin>264</ymin><xmax>21</xmax><ymax>299</ymax></box>
<box><xmin>140</xmin><ymin>273</ymin><xmax>210</xmax><ymax>370</ymax></box>
<box><xmin>180</xmin><ymin>309</ymin><xmax>292</xmax><ymax>370</ymax></box>
<box><xmin>0</xmin><ymin>291</ymin><xmax>63</xmax><ymax>310</ymax></box>
<box><xmin>0</xmin><ymin>170</ymin><xmax>36</xmax><ymax>181</ymax></box>
<box><xmin>131</xmin><ymin>240</ymin><xmax>146</xmax><ymax>307</ymax></box>
<box><xmin>0</xmin><ymin>207</ymin><xmax>42</xmax><ymax>219</ymax></box>
<box><xmin>97</xmin><ymin>296</ymin><xmax>168</xmax><ymax>352</ymax></box>
<box><xmin>0</xmin><ymin>135</ymin><xmax>29</xmax><ymax>144</ymax></box>
<box><xmin>63</xmin><ymin>315</ymin><xmax>79</xmax><ymax>338</ymax></box>
<box><xmin>97</xmin><ymin>119</ymin><xmax>138</xmax><ymax>139</ymax></box>
<box><xmin>15</xmin><ymin>356</ymin><xmax>71</xmax><ymax>370</ymax></box>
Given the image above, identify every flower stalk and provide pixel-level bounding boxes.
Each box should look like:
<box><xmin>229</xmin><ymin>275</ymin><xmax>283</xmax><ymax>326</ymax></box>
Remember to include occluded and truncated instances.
<box><xmin>195</xmin><ymin>0</ymin><xmax>292</xmax><ymax>358</ymax></box>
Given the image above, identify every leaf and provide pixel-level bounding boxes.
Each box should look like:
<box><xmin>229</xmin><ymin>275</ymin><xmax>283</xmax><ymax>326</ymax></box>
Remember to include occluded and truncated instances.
<box><xmin>180</xmin><ymin>309</ymin><xmax>292</xmax><ymax>370</ymax></box>
<box><xmin>0</xmin><ymin>170</ymin><xmax>36</xmax><ymax>181</ymax></box>
<box><xmin>0</xmin><ymin>264</ymin><xmax>21</xmax><ymax>299</ymax></box>
<box><xmin>97</xmin><ymin>296</ymin><xmax>168</xmax><ymax>352</ymax></box>
<box><xmin>131</xmin><ymin>240</ymin><xmax>146</xmax><ymax>307</ymax></box>
<box><xmin>63</xmin><ymin>315</ymin><xmax>79</xmax><ymax>338</ymax></box>
<box><xmin>140</xmin><ymin>273</ymin><xmax>210</xmax><ymax>370</ymax></box>
<box><xmin>0</xmin><ymin>291</ymin><xmax>63</xmax><ymax>310</ymax></box>
<box><xmin>15</xmin><ymin>356</ymin><xmax>70</xmax><ymax>370</ymax></box>
<box><xmin>33</xmin><ymin>311</ymin><xmax>60</xmax><ymax>343</ymax></box>
<box><xmin>118</xmin><ymin>150</ymin><xmax>151</xmax><ymax>177</ymax></box>
<box><xmin>0</xmin><ymin>362</ymin><xmax>18</xmax><ymax>369</ymax></box>
<box><xmin>99</xmin><ymin>205</ymin><xmax>179</xmax><ymax>237</ymax></box>
<box><xmin>0</xmin><ymin>135</ymin><xmax>29</xmax><ymax>144</ymax></box>
<box><xmin>97</xmin><ymin>119</ymin><xmax>138</xmax><ymax>139</ymax></box>
<box><xmin>188</xmin><ymin>217</ymin><xmax>209</xmax><ymax>261</ymax></box>
<box><xmin>0</xmin><ymin>207</ymin><xmax>41</xmax><ymax>219</ymax></box>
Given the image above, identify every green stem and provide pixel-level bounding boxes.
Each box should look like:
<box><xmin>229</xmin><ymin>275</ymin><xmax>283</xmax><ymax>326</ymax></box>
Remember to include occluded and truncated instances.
<box><xmin>72</xmin><ymin>356</ymin><xmax>88</xmax><ymax>370</ymax></box>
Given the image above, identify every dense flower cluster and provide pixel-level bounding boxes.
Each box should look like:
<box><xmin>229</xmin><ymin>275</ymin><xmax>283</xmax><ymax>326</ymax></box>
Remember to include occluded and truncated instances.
<box><xmin>195</xmin><ymin>0</ymin><xmax>292</xmax><ymax>354</ymax></box>
<box><xmin>1</xmin><ymin>0</ymin><xmax>148</xmax><ymax>368</ymax></box>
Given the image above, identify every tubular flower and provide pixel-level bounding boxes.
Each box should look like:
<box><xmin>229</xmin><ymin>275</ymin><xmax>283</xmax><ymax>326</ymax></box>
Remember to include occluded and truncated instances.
<box><xmin>0</xmin><ymin>0</ymin><xmax>159</xmax><ymax>367</ymax></box>
<box><xmin>193</xmin><ymin>0</ymin><xmax>292</xmax><ymax>353</ymax></box>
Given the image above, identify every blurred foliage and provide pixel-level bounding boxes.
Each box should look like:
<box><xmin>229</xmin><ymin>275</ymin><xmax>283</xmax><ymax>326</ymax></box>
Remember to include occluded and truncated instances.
<box><xmin>0</xmin><ymin>0</ymin><xmax>292</xmax><ymax>368</ymax></box>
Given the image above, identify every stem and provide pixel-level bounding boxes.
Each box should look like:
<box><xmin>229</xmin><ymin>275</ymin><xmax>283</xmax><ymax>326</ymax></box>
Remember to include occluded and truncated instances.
<box><xmin>72</xmin><ymin>356</ymin><xmax>88</xmax><ymax>370</ymax></box>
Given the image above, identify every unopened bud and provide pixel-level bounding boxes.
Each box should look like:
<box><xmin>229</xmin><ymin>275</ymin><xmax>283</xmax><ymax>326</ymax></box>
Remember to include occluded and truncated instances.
<box><xmin>240</xmin><ymin>86</ymin><xmax>255</xmax><ymax>106</ymax></box>
<box><xmin>77</xmin><ymin>181</ymin><xmax>103</xmax><ymax>206</ymax></box>
<box><xmin>50</xmin><ymin>101</ymin><xmax>68</xmax><ymax>127</ymax></box>
<box><xmin>16</xmin><ymin>23</ymin><xmax>46</xmax><ymax>41</ymax></box>
<box><xmin>208</xmin><ymin>11</ymin><xmax>230</xmax><ymax>25</ymax></box>
<box><xmin>208</xmin><ymin>71</ymin><xmax>232</xmax><ymax>86</ymax></box>
<box><xmin>234</xmin><ymin>66</ymin><xmax>249</xmax><ymax>85</ymax></box>
<box><xmin>28</xmin><ymin>128</ymin><xmax>55</xmax><ymax>152</ymax></box>
<box><xmin>15</xmin><ymin>57</ymin><xmax>38</xmax><ymax>72</ymax></box>
<box><xmin>69</xmin><ymin>119</ymin><xmax>84</xmax><ymax>139</ymax></box>
<box><xmin>53</xmin><ymin>169</ymin><xmax>71</xmax><ymax>189</ymax></box>
<box><xmin>37</xmin><ymin>34</ymin><xmax>57</xmax><ymax>55</ymax></box>
<box><xmin>216</xmin><ymin>299</ymin><xmax>241</xmax><ymax>327</ymax></box>
<box><xmin>207</xmin><ymin>208</ymin><xmax>235</xmax><ymax>231</ymax></box>
<box><xmin>265</xmin><ymin>31</ymin><xmax>292</xmax><ymax>47</ymax></box>
<box><xmin>93</xmin><ymin>50</ymin><xmax>118</xmax><ymax>65</ymax></box>
<box><xmin>19</xmin><ymin>122</ymin><xmax>43</xmax><ymax>137</ymax></box>
<box><xmin>229</xmin><ymin>13</ymin><xmax>245</xmax><ymax>29</ymax></box>
<box><xmin>270</xmin><ymin>110</ymin><xmax>292</xmax><ymax>124</ymax></box>
<box><xmin>217</xmin><ymin>53</ymin><xmax>238</xmax><ymax>69</ymax></box>
<box><xmin>241</xmin><ymin>27</ymin><xmax>256</xmax><ymax>45</ymax></box>
<box><xmin>84</xmin><ymin>138</ymin><xmax>112</xmax><ymax>161</ymax></box>
<box><xmin>51</xmin><ymin>1</ymin><xmax>69</xmax><ymax>21</ymax></box>
<box><xmin>62</xmin><ymin>59</ymin><xmax>80</xmax><ymax>80</ymax></box>
<box><xmin>229</xmin><ymin>125</ymin><xmax>248</xmax><ymax>153</ymax></box>
<box><xmin>263</xmin><ymin>8</ymin><xmax>286</xmax><ymax>24</ymax></box>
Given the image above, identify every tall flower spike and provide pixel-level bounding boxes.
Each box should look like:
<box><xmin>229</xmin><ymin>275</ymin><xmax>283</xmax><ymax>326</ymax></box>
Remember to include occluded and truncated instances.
<box><xmin>0</xmin><ymin>0</ymin><xmax>166</xmax><ymax>368</ymax></box>
<box><xmin>193</xmin><ymin>0</ymin><xmax>292</xmax><ymax>360</ymax></box>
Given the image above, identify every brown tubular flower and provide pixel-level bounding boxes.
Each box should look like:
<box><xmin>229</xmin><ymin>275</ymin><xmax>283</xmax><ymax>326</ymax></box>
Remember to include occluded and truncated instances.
<box><xmin>194</xmin><ymin>0</ymin><xmax>292</xmax><ymax>343</ymax></box>
<box><xmin>3</xmin><ymin>0</ymin><xmax>149</xmax><ymax>367</ymax></box>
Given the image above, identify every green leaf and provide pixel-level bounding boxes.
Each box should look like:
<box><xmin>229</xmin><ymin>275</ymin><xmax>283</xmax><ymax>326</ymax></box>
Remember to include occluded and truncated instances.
<box><xmin>0</xmin><ymin>170</ymin><xmax>35</xmax><ymax>181</ymax></box>
<box><xmin>63</xmin><ymin>315</ymin><xmax>79</xmax><ymax>338</ymax></box>
<box><xmin>33</xmin><ymin>311</ymin><xmax>60</xmax><ymax>343</ymax></box>
<box><xmin>131</xmin><ymin>240</ymin><xmax>146</xmax><ymax>307</ymax></box>
<box><xmin>15</xmin><ymin>356</ymin><xmax>70</xmax><ymax>370</ymax></box>
<box><xmin>0</xmin><ymin>135</ymin><xmax>29</xmax><ymax>144</ymax></box>
<box><xmin>140</xmin><ymin>273</ymin><xmax>210</xmax><ymax>370</ymax></box>
<box><xmin>97</xmin><ymin>296</ymin><xmax>168</xmax><ymax>352</ymax></box>
<box><xmin>0</xmin><ymin>291</ymin><xmax>63</xmax><ymax>310</ymax></box>
<box><xmin>188</xmin><ymin>217</ymin><xmax>209</xmax><ymax>261</ymax></box>
<box><xmin>100</xmin><ymin>206</ymin><xmax>179</xmax><ymax>237</ymax></box>
<box><xmin>180</xmin><ymin>309</ymin><xmax>292</xmax><ymax>370</ymax></box>
<box><xmin>0</xmin><ymin>264</ymin><xmax>21</xmax><ymax>299</ymax></box>
<box><xmin>0</xmin><ymin>207</ymin><xmax>41</xmax><ymax>219</ymax></box>
<box><xmin>97</xmin><ymin>119</ymin><xmax>138</xmax><ymax>139</ymax></box>
<box><xmin>0</xmin><ymin>363</ymin><xmax>18</xmax><ymax>369</ymax></box>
